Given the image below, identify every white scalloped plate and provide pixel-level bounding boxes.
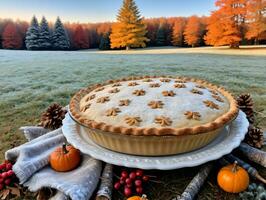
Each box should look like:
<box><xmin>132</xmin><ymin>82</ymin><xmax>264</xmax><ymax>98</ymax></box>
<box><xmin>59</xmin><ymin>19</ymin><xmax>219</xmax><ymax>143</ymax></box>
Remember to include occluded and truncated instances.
<box><xmin>62</xmin><ymin>110</ymin><xmax>249</xmax><ymax>170</ymax></box>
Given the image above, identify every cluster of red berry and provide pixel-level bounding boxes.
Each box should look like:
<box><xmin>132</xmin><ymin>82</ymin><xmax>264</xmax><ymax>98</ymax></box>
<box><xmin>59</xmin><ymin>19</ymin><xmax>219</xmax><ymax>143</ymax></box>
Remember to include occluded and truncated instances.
<box><xmin>114</xmin><ymin>169</ymin><xmax>150</xmax><ymax>197</ymax></box>
<box><xmin>0</xmin><ymin>161</ymin><xmax>15</xmax><ymax>190</ymax></box>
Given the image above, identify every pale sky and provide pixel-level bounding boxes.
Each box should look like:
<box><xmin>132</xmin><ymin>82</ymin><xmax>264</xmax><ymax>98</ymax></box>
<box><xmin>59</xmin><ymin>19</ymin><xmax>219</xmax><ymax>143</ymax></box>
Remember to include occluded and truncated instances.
<box><xmin>0</xmin><ymin>0</ymin><xmax>216</xmax><ymax>23</ymax></box>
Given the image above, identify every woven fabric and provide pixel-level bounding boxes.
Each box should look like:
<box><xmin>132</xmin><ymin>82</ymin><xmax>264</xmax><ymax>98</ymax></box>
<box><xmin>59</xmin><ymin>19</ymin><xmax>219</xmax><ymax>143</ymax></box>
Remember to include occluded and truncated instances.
<box><xmin>5</xmin><ymin>127</ymin><xmax>102</xmax><ymax>200</ymax></box>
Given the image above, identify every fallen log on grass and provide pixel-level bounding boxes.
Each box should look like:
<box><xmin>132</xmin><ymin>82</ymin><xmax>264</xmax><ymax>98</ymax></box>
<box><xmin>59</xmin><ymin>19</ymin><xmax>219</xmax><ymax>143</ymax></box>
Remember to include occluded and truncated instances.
<box><xmin>172</xmin><ymin>162</ymin><xmax>213</xmax><ymax>200</ymax></box>
<box><xmin>96</xmin><ymin>163</ymin><xmax>113</xmax><ymax>200</ymax></box>
<box><xmin>237</xmin><ymin>143</ymin><xmax>266</xmax><ymax>167</ymax></box>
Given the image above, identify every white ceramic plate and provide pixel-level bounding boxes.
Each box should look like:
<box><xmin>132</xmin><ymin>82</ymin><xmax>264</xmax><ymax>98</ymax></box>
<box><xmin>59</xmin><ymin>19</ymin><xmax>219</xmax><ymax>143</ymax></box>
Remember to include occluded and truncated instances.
<box><xmin>62</xmin><ymin>110</ymin><xmax>249</xmax><ymax>170</ymax></box>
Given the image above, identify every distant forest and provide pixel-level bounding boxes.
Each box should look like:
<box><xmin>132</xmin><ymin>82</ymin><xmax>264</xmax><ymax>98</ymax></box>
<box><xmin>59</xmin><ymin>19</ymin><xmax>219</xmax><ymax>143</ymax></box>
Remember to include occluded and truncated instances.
<box><xmin>0</xmin><ymin>0</ymin><xmax>265</xmax><ymax>50</ymax></box>
<box><xmin>0</xmin><ymin>16</ymin><xmax>209</xmax><ymax>50</ymax></box>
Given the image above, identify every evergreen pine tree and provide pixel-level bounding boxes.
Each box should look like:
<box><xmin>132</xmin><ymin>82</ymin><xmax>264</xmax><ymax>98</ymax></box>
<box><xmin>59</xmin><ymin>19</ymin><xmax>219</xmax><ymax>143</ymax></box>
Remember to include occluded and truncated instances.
<box><xmin>25</xmin><ymin>16</ymin><xmax>40</xmax><ymax>50</ymax></box>
<box><xmin>110</xmin><ymin>0</ymin><xmax>149</xmax><ymax>50</ymax></box>
<box><xmin>39</xmin><ymin>16</ymin><xmax>51</xmax><ymax>50</ymax></box>
<box><xmin>52</xmin><ymin>17</ymin><xmax>70</xmax><ymax>50</ymax></box>
<box><xmin>99</xmin><ymin>33</ymin><xmax>110</xmax><ymax>50</ymax></box>
<box><xmin>156</xmin><ymin>26</ymin><xmax>165</xmax><ymax>46</ymax></box>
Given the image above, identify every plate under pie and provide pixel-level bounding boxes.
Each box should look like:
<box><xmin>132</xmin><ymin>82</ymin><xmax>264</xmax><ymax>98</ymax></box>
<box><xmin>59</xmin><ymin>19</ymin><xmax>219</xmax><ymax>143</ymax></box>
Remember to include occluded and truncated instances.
<box><xmin>62</xmin><ymin>110</ymin><xmax>248</xmax><ymax>169</ymax></box>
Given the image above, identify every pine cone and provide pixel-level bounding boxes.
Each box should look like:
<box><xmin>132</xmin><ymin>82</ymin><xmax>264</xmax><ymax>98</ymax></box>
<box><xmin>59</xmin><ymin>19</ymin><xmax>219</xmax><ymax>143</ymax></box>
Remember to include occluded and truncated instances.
<box><xmin>237</xmin><ymin>93</ymin><xmax>255</xmax><ymax>124</ymax></box>
<box><xmin>244</xmin><ymin>126</ymin><xmax>264</xmax><ymax>149</ymax></box>
<box><xmin>40</xmin><ymin>103</ymin><xmax>67</xmax><ymax>130</ymax></box>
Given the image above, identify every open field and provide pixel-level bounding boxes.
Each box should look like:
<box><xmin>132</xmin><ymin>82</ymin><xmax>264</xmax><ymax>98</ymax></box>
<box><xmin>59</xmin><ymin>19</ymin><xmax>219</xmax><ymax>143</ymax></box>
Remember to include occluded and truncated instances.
<box><xmin>0</xmin><ymin>47</ymin><xmax>266</xmax><ymax>161</ymax></box>
<box><xmin>99</xmin><ymin>45</ymin><xmax>266</xmax><ymax>56</ymax></box>
<box><xmin>0</xmin><ymin>46</ymin><xmax>266</xmax><ymax>199</ymax></box>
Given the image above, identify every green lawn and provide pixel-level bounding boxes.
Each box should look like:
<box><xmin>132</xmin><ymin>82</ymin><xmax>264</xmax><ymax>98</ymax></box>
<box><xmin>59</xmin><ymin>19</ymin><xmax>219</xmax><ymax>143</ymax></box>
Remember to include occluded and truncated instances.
<box><xmin>0</xmin><ymin>49</ymin><xmax>266</xmax><ymax>161</ymax></box>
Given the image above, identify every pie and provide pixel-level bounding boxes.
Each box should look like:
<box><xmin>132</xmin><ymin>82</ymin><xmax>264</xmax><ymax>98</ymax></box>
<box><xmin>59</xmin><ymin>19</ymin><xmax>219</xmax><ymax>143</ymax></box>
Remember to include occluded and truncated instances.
<box><xmin>69</xmin><ymin>76</ymin><xmax>238</xmax><ymax>155</ymax></box>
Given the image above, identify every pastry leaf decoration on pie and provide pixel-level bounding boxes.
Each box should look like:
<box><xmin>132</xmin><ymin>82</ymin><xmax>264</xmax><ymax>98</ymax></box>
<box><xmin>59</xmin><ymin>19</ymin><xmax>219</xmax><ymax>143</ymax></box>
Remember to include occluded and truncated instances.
<box><xmin>148</xmin><ymin>100</ymin><xmax>164</xmax><ymax>109</ymax></box>
<box><xmin>128</xmin><ymin>82</ymin><xmax>139</xmax><ymax>86</ymax></box>
<box><xmin>175</xmin><ymin>80</ymin><xmax>186</xmax><ymax>83</ymax></box>
<box><xmin>95</xmin><ymin>87</ymin><xmax>105</xmax><ymax>92</ymax></box>
<box><xmin>174</xmin><ymin>83</ymin><xmax>186</xmax><ymax>88</ymax></box>
<box><xmin>96</xmin><ymin>96</ymin><xmax>110</xmax><ymax>103</ymax></box>
<box><xmin>106</xmin><ymin>107</ymin><xmax>121</xmax><ymax>116</ymax></box>
<box><xmin>190</xmin><ymin>88</ymin><xmax>203</xmax><ymax>95</ymax></box>
<box><xmin>119</xmin><ymin>99</ymin><xmax>130</xmax><ymax>106</ymax></box>
<box><xmin>209</xmin><ymin>89</ymin><xmax>218</xmax><ymax>95</ymax></box>
<box><xmin>85</xmin><ymin>94</ymin><xmax>96</xmax><ymax>102</ymax></box>
<box><xmin>133</xmin><ymin>89</ymin><xmax>146</xmax><ymax>96</ymax></box>
<box><xmin>212</xmin><ymin>95</ymin><xmax>224</xmax><ymax>102</ymax></box>
<box><xmin>112</xmin><ymin>83</ymin><xmax>122</xmax><ymax>87</ymax></box>
<box><xmin>203</xmin><ymin>100</ymin><xmax>219</xmax><ymax>110</ymax></box>
<box><xmin>81</xmin><ymin>104</ymin><xmax>91</xmax><ymax>112</ymax></box>
<box><xmin>195</xmin><ymin>85</ymin><xmax>206</xmax><ymax>89</ymax></box>
<box><xmin>160</xmin><ymin>78</ymin><xmax>171</xmax><ymax>82</ymax></box>
<box><xmin>154</xmin><ymin>116</ymin><xmax>172</xmax><ymax>126</ymax></box>
<box><xmin>125</xmin><ymin>116</ymin><xmax>142</xmax><ymax>126</ymax></box>
<box><xmin>184</xmin><ymin>111</ymin><xmax>201</xmax><ymax>120</ymax></box>
<box><xmin>72</xmin><ymin>76</ymin><xmax>238</xmax><ymax>138</ymax></box>
<box><xmin>149</xmin><ymin>83</ymin><xmax>160</xmax><ymax>88</ymax></box>
<box><xmin>162</xmin><ymin>90</ymin><xmax>176</xmax><ymax>97</ymax></box>
<box><xmin>108</xmin><ymin>88</ymin><xmax>120</xmax><ymax>93</ymax></box>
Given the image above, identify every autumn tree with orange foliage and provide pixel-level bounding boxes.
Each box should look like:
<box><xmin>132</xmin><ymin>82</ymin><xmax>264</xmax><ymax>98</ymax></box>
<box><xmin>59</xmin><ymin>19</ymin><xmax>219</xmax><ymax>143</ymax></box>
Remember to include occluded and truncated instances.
<box><xmin>184</xmin><ymin>16</ymin><xmax>202</xmax><ymax>47</ymax></box>
<box><xmin>245</xmin><ymin>0</ymin><xmax>266</xmax><ymax>44</ymax></box>
<box><xmin>73</xmin><ymin>25</ymin><xmax>89</xmax><ymax>49</ymax></box>
<box><xmin>2</xmin><ymin>22</ymin><xmax>23</xmax><ymax>49</ymax></box>
<box><xmin>97</xmin><ymin>23</ymin><xmax>111</xmax><ymax>36</ymax></box>
<box><xmin>204</xmin><ymin>11</ymin><xmax>224</xmax><ymax>46</ymax></box>
<box><xmin>110</xmin><ymin>0</ymin><xmax>149</xmax><ymax>50</ymax></box>
<box><xmin>205</xmin><ymin>0</ymin><xmax>246</xmax><ymax>48</ymax></box>
<box><xmin>172</xmin><ymin>18</ymin><xmax>186</xmax><ymax>46</ymax></box>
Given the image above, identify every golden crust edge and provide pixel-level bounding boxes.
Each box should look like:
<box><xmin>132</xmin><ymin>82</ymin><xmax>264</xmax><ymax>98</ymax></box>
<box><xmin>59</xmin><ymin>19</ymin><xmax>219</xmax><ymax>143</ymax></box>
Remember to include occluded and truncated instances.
<box><xmin>69</xmin><ymin>75</ymin><xmax>239</xmax><ymax>136</ymax></box>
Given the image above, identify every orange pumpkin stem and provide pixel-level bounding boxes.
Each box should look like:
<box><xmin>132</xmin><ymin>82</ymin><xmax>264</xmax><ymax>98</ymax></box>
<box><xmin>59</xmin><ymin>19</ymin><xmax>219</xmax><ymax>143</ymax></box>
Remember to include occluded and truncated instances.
<box><xmin>62</xmin><ymin>143</ymin><xmax>68</xmax><ymax>154</ymax></box>
<box><xmin>141</xmin><ymin>194</ymin><xmax>148</xmax><ymax>200</ymax></box>
<box><xmin>232</xmin><ymin>161</ymin><xmax>238</xmax><ymax>173</ymax></box>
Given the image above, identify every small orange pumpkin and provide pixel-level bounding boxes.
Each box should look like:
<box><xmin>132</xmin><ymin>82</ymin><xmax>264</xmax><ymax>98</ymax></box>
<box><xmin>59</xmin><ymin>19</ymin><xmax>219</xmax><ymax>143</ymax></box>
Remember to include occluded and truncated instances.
<box><xmin>127</xmin><ymin>194</ymin><xmax>148</xmax><ymax>200</ymax></box>
<box><xmin>50</xmin><ymin>143</ymin><xmax>81</xmax><ymax>172</ymax></box>
<box><xmin>217</xmin><ymin>161</ymin><xmax>249</xmax><ymax>193</ymax></box>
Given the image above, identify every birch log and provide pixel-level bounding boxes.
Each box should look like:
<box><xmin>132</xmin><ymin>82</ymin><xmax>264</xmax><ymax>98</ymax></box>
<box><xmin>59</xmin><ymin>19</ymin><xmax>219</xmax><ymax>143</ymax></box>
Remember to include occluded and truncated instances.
<box><xmin>96</xmin><ymin>164</ymin><xmax>113</xmax><ymax>200</ymax></box>
<box><xmin>218</xmin><ymin>158</ymin><xmax>230</xmax><ymax>166</ymax></box>
<box><xmin>237</xmin><ymin>143</ymin><xmax>266</xmax><ymax>167</ymax></box>
<box><xmin>224</xmin><ymin>154</ymin><xmax>266</xmax><ymax>184</ymax></box>
<box><xmin>172</xmin><ymin>162</ymin><xmax>213</xmax><ymax>200</ymax></box>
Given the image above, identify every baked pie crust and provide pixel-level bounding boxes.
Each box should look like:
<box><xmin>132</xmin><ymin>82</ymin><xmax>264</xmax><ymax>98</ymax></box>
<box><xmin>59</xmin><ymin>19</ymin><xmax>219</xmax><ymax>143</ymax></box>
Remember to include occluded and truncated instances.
<box><xmin>69</xmin><ymin>76</ymin><xmax>239</xmax><ymax>155</ymax></box>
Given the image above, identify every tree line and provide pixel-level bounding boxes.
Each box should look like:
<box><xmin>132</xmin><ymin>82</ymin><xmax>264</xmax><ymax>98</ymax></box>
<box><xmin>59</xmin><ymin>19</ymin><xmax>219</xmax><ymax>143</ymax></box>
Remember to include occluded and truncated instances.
<box><xmin>0</xmin><ymin>0</ymin><xmax>265</xmax><ymax>50</ymax></box>
<box><xmin>110</xmin><ymin>0</ymin><xmax>265</xmax><ymax>49</ymax></box>
<box><xmin>0</xmin><ymin>17</ymin><xmax>113</xmax><ymax>50</ymax></box>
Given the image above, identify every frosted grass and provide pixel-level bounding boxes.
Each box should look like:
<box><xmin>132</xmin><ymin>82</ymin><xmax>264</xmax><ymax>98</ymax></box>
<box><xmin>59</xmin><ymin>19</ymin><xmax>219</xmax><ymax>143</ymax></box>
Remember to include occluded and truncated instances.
<box><xmin>0</xmin><ymin>49</ymin><xmax>265</xmax><ymax>159</ymax></box>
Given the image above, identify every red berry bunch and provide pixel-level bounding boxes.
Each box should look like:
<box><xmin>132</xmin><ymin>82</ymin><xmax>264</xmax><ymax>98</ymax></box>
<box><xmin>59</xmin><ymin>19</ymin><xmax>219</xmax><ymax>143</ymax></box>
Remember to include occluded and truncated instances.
<box><xmin>114</xmin><ymin>169</ymin><xmax>150</xmax><ymax>197</ymax></box>
<box><xmin>0</xmin><ymin>161</ymin><xmax>16</xmax><ymax>190</ymax></box>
